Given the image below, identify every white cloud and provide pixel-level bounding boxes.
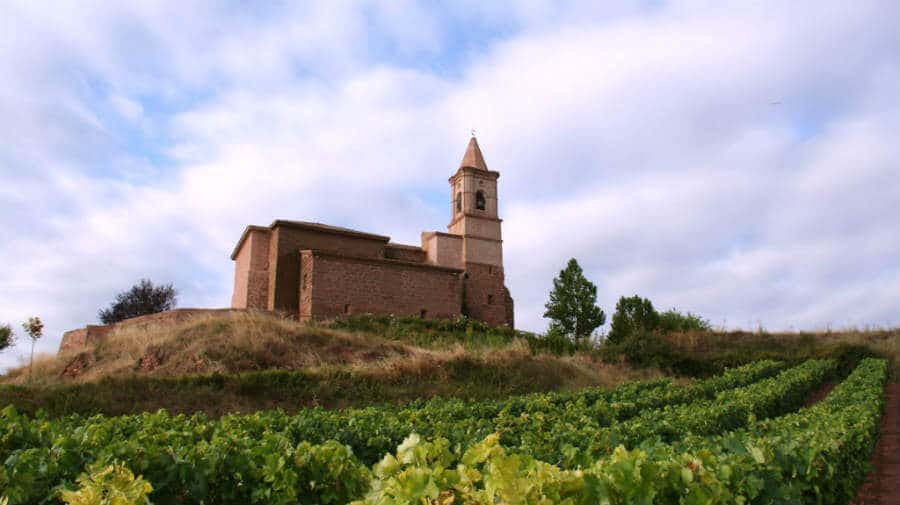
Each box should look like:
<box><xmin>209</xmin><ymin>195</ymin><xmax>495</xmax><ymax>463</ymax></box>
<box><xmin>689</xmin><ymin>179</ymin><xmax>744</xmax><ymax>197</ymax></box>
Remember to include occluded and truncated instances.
<box><xmin>108</xmin><ymin>94</ymin><xmax>144</xmax><ymax>123</ymax></box>
<box><xmin>1</xmin><ymin>1</ymin><xmax>899</xmax><ymax>371</ymax></box>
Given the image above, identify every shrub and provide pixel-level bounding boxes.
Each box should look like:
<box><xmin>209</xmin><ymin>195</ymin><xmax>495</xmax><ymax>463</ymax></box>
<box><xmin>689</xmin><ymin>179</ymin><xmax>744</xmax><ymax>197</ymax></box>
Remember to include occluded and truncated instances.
<box><xmin>0</xmin><ymin>323</ymin><xmax>13</xmax><ymax>351</ymax></box>
<box><xmin>528</xmin><ymin>329</ymin><xmax>590</xmax><ymax>355</ymax></box>
<box><xmin>826</xmin><ymin>343</ymin><xmax>879</xmax><ymax>377</ymax></box>
<box><xmin>98</xmin><ymin>279</ymin><xmax>177</xmax><ymax>324</ymax></box>
<box><xmin>657</xmin><ymin>309</ymin><xmax>711</xmax><ymax>333</ymax></box>
<box><xmin>607</xmin><ymin>295</ymin><xmax>659</xmax><ymax>345</ymax></box>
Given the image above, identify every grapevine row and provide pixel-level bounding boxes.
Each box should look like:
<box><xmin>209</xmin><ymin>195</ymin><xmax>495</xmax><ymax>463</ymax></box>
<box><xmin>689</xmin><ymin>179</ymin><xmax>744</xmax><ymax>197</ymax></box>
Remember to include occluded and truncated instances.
<box><xmin>0</xmin><ymin>360</ymin><xmax>783</xmax><ymax>504</ymax></box>
<box><xmin>501</xmin><ymin>358</ymin><xmax>835</xmax><ymax>468</ymax></box>
<box><xmin>356</xmin><ymin>358</ymin><xmax>886</xmax><ymax>505</ymax></box>
<box><xmin>269</xmin><ymin>358</ymin><xmax>783</xmax><ymax>465</ymax></box>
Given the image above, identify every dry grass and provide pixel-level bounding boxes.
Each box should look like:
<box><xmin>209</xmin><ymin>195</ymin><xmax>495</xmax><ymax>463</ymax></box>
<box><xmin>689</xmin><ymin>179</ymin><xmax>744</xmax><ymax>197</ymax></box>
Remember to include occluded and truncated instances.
<box><xmin>665</xmin><ymin>327</ymin><xmax>900</xmax><ymax>380</ymax></box>
<box><xmin>2</xmin><ymin>312</ymin><xmax>412</xmax><ymax>385</ymax></box>
<box><xmin>0</xmin><ymin>311</ymin><xmax>661</xmax><ymax>392</ymax></box>
<box><xmin>6</xmin><ymin>352</ymin><xmax>60</xmax><ymax>383</ymax></box>
<box><xmin>0</xmin><ymin>311</ymin><xmax>669</xmax><ymax>416</ymax></box>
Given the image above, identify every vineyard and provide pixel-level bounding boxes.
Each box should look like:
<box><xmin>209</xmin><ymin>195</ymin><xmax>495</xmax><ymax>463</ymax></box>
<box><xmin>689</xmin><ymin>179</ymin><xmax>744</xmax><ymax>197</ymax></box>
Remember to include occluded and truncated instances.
<box><xmin>0</xmin><ymin>358</ymin><xmax>888</xmax><ymax>504</ymax></box>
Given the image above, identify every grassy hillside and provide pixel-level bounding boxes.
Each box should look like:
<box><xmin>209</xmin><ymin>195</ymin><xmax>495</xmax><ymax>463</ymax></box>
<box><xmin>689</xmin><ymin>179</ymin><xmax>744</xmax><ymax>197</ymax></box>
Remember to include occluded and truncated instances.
<box><xmin>3</xmin><ymin>311</ymin><xmax>893</xmax><ymax>417</ymax></box>
<box><xmin>0</xmin><ymin>311</ymin><xmax>662</xmax><ymax>416</ymax></box>
<box><xmin>661</xmin><ymin>328</ymin><xmax>899</xmax><ymax>379</ymax></box>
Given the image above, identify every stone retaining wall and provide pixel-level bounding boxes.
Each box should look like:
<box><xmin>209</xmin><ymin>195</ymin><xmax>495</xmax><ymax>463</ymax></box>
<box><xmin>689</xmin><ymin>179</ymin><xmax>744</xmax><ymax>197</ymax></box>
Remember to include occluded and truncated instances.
<box><xmin>58</xmin><ymin>308</ymin><xmax>246</xmax><ymax>353</ymax></box>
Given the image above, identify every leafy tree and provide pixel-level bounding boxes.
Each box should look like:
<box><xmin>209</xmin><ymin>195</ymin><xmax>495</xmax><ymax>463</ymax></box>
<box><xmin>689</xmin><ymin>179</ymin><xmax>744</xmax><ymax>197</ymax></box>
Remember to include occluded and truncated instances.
<box><xmin>543</xmin><ymin>258</ymin><xmax>606</xmax><ymax>341</ymax></box>
<box><xmin>22</xmin><ymin>316</ymin><xmax>43</xmax><ymax>384</ymax></box>
<box><xmin>98</xmin><ymin>279</ymin><xmax>177</xmax><ymax>324</ymax></box>
<box><xmin>658</xmin><ymin>309</ymin><xmax>711</xmax><ymax>333</ymax></box>
<box><xmin>607</xmin><ymin>295</ymin><xmax>659</xmax><ymax>345</ymax></box>
<box><xmin>0</xmin><ymin>323</ymin><xmax>13</xmax><ymax>352</ymax></box>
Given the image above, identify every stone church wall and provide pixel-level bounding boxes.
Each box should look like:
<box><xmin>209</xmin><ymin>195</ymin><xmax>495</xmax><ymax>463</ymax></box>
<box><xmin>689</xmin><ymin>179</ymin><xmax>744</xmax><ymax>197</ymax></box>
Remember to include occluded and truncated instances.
<box><xmin>231</xmin><ymin>228</ymin><xmax>270</xmax><ymax>310</ymax></box>
<box><xmin>299</xmin><ymin>250</ymin><xmax>463</xmax><ymax>322</ymax></box>
<box><xmin>422</xmin><ymin>232</ymin><xmax>463</xmax><ymax>269</ymax></box>
<box><xmin>267</xmin><ymin>224</ymin><xmax>389</xmax><ymax>314</ymax></box>
<box><xmin>463</xmin><ymin>262</ymin><xmax>514</xmax><ymax>327</ymax></box>
<box><xmin>59</xmin><ymin>308</ymin><xmax>246</xmax><ymax>352</ymax></box>
<box><xmin>384</xmin><ymin>243</ymin><xmax>427</xmax><ymax>263</ymax></box>
<box><xmin>59</xmin><ymin>325</ymin><xmax>112</xmax><ymax>352</ymax></box>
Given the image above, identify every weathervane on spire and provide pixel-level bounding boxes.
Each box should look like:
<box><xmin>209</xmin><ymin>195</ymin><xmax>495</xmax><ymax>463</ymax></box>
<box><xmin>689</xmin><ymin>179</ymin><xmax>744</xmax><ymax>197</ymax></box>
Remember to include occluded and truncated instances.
<box><xmin>470</xmin><ymin>128</ymin><xmax>476</xmax><ymax>138</ymax></box>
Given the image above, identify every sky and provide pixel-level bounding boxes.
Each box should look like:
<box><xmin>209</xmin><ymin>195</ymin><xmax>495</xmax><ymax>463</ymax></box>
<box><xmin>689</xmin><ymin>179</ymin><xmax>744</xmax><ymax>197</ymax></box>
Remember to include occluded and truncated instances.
<box><xmin>1</xmin><ymin>1</ymin><xmax>899</xmax><ymax>371</ymax></box>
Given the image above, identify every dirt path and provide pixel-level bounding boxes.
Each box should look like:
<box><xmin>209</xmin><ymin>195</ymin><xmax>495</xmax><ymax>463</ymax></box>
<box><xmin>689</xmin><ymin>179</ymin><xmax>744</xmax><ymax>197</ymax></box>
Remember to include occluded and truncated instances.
<box><xmin>852</xmin><ymin>384</ymin><xmax>900</xmax><ymax>505</ymax></box>
<box><xmin>802</xmin><ymin>382</ymin><xmax>835</xmax><ymax>408</ymax></box>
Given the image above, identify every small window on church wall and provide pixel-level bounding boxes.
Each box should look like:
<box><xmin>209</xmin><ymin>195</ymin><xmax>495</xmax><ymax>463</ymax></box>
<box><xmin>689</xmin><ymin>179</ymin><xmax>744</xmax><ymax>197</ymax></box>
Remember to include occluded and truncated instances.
<box><xmin>475</xmin><ymin>190</ymin><xmax>486</xmax><ymax>210</ymax></box>
<box><xmin>420</xmin><ymin>309</ymin><xmax>428</xmax><ymax>319</ymax></box>
<box><xmin>487</xmin><ymin>294</ymin><xmax>494</xmax><ymax>305</ymax></box>
<box><xmin>344</xmin><ymin>304</ymin><xmax>351</xmax><ymax>315</ymax></box>
<box><xmin>456</xmin><ymin>192</ymin><xmax>462</xmax><ymax>213</ymax></box>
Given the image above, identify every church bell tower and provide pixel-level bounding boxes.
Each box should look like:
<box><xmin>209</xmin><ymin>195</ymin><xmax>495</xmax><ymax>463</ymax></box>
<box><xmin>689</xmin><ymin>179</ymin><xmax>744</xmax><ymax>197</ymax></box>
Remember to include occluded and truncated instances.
<box><xmin>448</xmin><ymin>136</ymin><xmax>504</xmax><ymax>265</ymax></box>
<box><xmin>447</xmin><ymin>136</ymin><xmax>513</xmax><ymax>327</ymax></box>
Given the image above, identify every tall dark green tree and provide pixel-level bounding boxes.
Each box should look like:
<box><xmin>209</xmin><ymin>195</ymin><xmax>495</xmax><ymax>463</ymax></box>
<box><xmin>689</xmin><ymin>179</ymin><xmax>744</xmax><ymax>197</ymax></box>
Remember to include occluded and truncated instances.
<box><xmin>607</xmin><ymin>295</ymin><xmax>660</xmax><ymax>344</ymax></box>
<box><xmin>543</xmin><ymin>258</ymin><xmax>606</xmax><ymax>341</ymax></box>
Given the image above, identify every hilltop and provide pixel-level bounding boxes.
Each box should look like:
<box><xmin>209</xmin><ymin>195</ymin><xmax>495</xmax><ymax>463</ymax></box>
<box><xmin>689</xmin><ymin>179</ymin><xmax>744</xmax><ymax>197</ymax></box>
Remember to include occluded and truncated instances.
<box><xmin>0</xmin><ymin>311</ymin><xmax>663</xmax><ymax>416</ymax></box>
<box><xmin>2</xmin><ymin>310</ymin><xmax>896</xmax><ymax>418</ymax></box>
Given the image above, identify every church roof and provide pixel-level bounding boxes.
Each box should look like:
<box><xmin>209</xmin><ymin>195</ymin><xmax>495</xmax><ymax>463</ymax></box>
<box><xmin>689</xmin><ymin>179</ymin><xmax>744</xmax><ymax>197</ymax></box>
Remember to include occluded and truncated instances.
<box><xmin>272</xmin><ymin>220</ymin><xmax>390</xmax><ymax>241</ymax></box>
<box><xmin>230</xmin><ymin>220</ymin><xmax>390</xmax><ymax>259</ymax></box>
<box><xmin>459</xmin><ymin>136</ymin><xmax>488</xmax><ymax>171</ymax></box>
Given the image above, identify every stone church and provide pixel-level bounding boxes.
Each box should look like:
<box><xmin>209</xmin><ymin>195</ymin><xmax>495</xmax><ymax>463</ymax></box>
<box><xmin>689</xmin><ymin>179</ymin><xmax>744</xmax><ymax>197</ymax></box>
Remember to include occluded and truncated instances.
<box><xmin>229</xmin><ymin>137</ymin><xmax>514</xmax><ymax>327</ymax></box>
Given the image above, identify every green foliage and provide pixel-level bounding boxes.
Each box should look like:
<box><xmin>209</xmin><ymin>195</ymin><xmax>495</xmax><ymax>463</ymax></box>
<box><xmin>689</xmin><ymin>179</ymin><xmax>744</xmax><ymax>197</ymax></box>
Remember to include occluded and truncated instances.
<box><xmin>543</xmin><ymin>258</ymin><xmax>606</xmax><ymax>341</ymax></box>
<box><xmin>59</xmin><ymin>462</ymin><xmax>153</xmax><ymax>505</ymax></box>
<box><xmin>496</xmin><ymin>359</ymin><xmax>831</xmax><ymax>469</ymax></box>
<box><xmin>607</xmin><ymin>295</ymin><xmax>659</xmax><ymax>345</ymax></box>
<box><xmin>531</xmin><ymin>329</ymin><xmax>588</xmax><ymax>355</ymax></box>
<box><xmin>329</xmin><ymin>313</ymin><xmax>589</xmax><ymax>356</ymax></box>
<box><xmin>21</xmin><ymin>316</ymin><xmax>42</xmax><ymax>341</ymax></box>
<box><xmin>618</xmin><ymin>330</ymin><xmax>671</xmax><ymax>367</ymax></box>
<box><xmin>98</xmin><ymin>279</ymin><xmax>177</xmax><ymax>325</ymax></box>
<box><xmin>602</xmin><ymin>300</ymin><xmax>716</xmax><ymax>373</ymax></box>
<box><xmin>0</xmin><ymin>324</ymin><xmax>13</xmax><ymax>351</ymax></box>
<box><xmin>0</xmin><ymin>408</ymin><xmax>372</xmax><ymax>505</ymax></box>
<box><xmin>4</xmin><ymin>358</ymin><xmax>885</xmax><ymax>505</ymax></box>
<box><xmin>0</xmin><ymin>361</ymin><xmax>789</xmax><ymax>504</ymax></box>
<box><xmin>329</xmin><ymin>313</ymin><xmax>523</xmax><ymax>349</ymax></box>
<box><xmin>605</xmin><ymin>331</ymin><xmax>719</xmax><ymax>376</ymax></box>
<box><xmin>828</xmin><ymin>342</ymin><xmax>880</xmax><ymax>377</ymax></box>
<box><xmin>357</xmin><ymin>358</ymin><xmax>883</xmax><ymax>505</ymax></box>
<box><xmin>657</xmin><ymin>309</ymin><xmax>711</xmax><ymax>333</ymax></box>
<box><xmin>354</xmin><ymin>432</ymin><xmax>584</xmax><ymax>505</ymax></box>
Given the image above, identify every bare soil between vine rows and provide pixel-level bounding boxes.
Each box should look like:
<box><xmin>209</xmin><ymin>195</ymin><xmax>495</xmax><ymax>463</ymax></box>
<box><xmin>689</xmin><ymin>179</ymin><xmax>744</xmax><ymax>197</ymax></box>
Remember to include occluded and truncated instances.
<box><xmin>802</xmin><ymin>382</ymin><xmax>835</xmax><ymax>408</ymax></box>
<box><xmin>851</xmin><ymin>384</ymin><xmax>900</xmax><ymax>505</ymax></box>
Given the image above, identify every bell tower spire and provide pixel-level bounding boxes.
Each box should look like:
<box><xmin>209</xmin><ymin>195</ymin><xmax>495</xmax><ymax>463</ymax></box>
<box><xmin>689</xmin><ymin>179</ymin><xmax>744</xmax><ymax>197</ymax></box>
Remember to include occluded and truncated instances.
<box><xmin>448</xmin><ymin>135</ymin><xmax>502</xmax><ymax>245</ymax></box>
<box><xmin>459</xmin><ymin>136</ymin><xmax>489</xmax><ymax>171</ymax></box>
